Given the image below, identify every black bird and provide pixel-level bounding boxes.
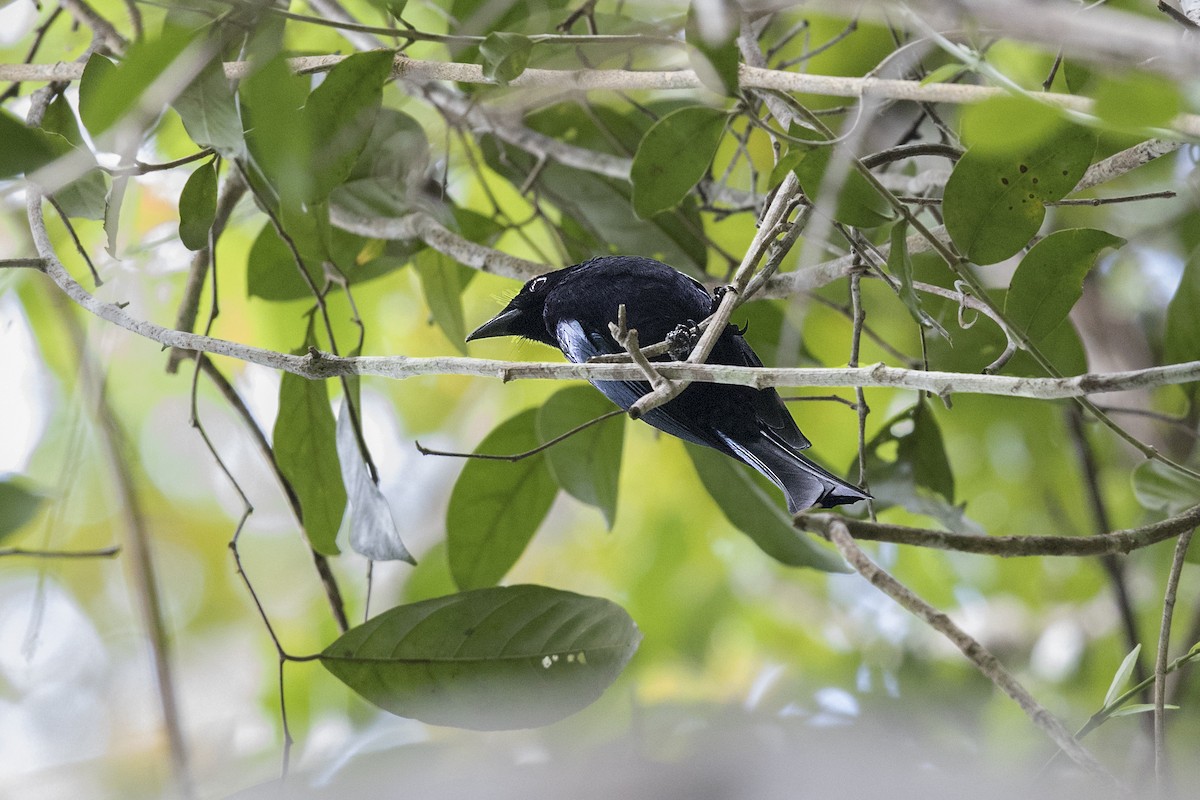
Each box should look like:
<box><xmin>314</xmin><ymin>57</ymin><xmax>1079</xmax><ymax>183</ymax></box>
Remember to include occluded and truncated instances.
<box><xmin>467</xmin><ymin>256</ymin><xmax>869</xmax><ymax>513</ymax></box>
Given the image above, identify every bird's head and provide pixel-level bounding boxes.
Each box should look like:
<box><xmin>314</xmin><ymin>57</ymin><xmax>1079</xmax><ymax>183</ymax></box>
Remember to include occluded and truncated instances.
<box><xmin>466</xmin><ymin>271</ymin><xmax>562</xmax><ymax>346</ymax></box>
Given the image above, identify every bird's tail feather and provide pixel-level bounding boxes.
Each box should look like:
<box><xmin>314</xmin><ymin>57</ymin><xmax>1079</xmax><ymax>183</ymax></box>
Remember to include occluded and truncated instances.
<box><xmin>718</xmin><ymin>432</ymin><xmax>870</xmax><ymax>514</ymax></box>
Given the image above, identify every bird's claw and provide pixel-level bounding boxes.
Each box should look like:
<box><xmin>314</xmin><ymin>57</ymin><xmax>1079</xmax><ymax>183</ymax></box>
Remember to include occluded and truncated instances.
<box><xmin>665</xmin><ymin>319</ymin><xmax>700</xmax><ymax>360</ymax></box>
<box><xmin>711</xmin><ymin>285</ymin><xmax>732</xmax><ymax>314</ymax></box>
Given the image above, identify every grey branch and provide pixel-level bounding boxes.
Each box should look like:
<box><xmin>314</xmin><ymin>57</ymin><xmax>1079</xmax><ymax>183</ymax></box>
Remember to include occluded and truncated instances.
<box><xmin>3</xmin><ymin>54</ymin><xmax>1200</xmax><ymax>137</ymax></box>
<box><xmin>825</xmin><ymin>519</ymin><xmax>1115</xmax><ymax>779</ymax></box>
<box><xmin>20</xmin><ymin>202</ymin><xmax>1200</xmax><ymax>400</ymax></box>
<box><xmin>801</xmin><ymin>503</ymin><xmax>1200</xmax><ymax>557</ymax></box>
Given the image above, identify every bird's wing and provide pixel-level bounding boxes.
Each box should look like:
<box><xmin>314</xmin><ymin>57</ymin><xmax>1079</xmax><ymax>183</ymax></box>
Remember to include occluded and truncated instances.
<box><xmin>554</xmin><ymin>318</ymin><xmax>653</xmax><ymax>412</ymax></box>
<box><xmin>726</xmin><ymin>331</ymin><xmax>811</xmax><ymax>451</ymax></box>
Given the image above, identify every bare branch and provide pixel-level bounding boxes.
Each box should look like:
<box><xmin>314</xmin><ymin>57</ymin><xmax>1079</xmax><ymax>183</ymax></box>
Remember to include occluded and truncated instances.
<box><xmin>824</xmin><ymin>519</ymin><xmax>1115</xmax><ymax>779</ymax></box>
<box><xmin>801</xmin><ymin>504</ymin><xmax>1200</xmax><ymax>557</ymax></box>
<box><xmin>4</xmin><ymin>55</ymin><xmax>1200</xmax><ymax>136</ymax></box>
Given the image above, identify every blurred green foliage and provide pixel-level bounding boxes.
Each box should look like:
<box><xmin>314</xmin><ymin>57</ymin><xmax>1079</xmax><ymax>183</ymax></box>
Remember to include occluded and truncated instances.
<box><xmin>0</xmin><ymin>1</ymin><xmax>1199</xmax><ymax>797</ymax></box>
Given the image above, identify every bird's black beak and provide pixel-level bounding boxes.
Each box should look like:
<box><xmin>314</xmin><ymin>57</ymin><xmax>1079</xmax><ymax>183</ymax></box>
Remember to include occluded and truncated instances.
<box><xmin>466</xmin><ymin>307</ymin><xmax>524</xmax><ymax>342</ymax></box>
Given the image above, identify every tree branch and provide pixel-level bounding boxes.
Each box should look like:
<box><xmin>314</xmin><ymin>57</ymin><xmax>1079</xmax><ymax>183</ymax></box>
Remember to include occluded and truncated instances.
<box><xmin>800</xmin><ymin>504</ymin><xmax>1200</xmax><ymax>557</ymax></box>
<box><xmin>3</xmin><ymin>55</ymin><xmax>1200</xmax><ymax>136</ymax></box>
<box><xmin>824</xmin><ymin>519</ymin><xmax>1115</xmax><ymax>779</ymax></box>
<box><xmin>15</xmin><ymin>219</ymin><xmax>1200</xmax><ymax>400</ymax></box>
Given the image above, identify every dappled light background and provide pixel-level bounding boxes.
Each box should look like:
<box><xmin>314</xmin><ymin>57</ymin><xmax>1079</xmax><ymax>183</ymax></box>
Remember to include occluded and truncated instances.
<box><xmin>2</xmin><ymin>0</ymin><xmax>1200</xmax><ymax>798</ymax></box>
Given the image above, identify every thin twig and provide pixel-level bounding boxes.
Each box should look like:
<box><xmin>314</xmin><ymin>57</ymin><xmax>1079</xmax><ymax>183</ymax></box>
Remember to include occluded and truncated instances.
<box><xmin>415</xmin><ymin>409</ymin><xmax>623</xmax><ymax>461</ymax></box>
<box><xmin>1155</xmin><ymin>525</ymin><xmax>1196</xmax><ymax>791</ymax></box>
<box><xmin>825</xmin><ymin>519</ymin><xmax>1115</xmax><ymax>779</ymax></box>
<box><xmin>192</xmin><ymin>355</ymin><xmax>351</xmax><ymax>633</ymax></box>
<box><xmin>1067</xmin><ymin>407</ymin><xmax>1150</xmax><ymax>710</ymax></box>
<box><xmin>0</xmin><ymin>546</ymin><xmax>120</xmax><ymax>558</ymax></box>
<box><xmin>800</xmin><ymin>504</ymin><xmax>1200</xmax><ymax>557</ymax></box>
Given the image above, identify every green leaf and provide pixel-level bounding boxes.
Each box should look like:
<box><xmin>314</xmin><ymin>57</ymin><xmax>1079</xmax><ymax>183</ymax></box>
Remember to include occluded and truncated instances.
<box><xmin>35</xmin><ymin>98</ymin><xmax>109</xmax><ymax>219</ymax></box>
<box><xmin>336</xmin><ymin>401</ymin><xmax>414</xmax><ymax>562</ymax></box>
<box><xmin>943</xmin><ymin>124</ymin><xmax>1096</xmax><ymax>264</ymax></box>
<box><xmin>631</xmin><ymin>106</ymin><xmax>728</xmax><ymax>219</ymax></box>
<box><xmin>178</xmin><ymin>160</ymin><xmax>218</xmax><ymax>251</ymax></box>
<box><xmin>41</xmin><ymin>94</ymin><xmax>84</xmax><ymax>146</ymax></box>
<box><xmin>920</xmin><ymin>62</ymin><xmax>969</xmax><ymax>86</ymax></box>
<box><xmin>1104</xmin><ymin>644</ymin><xmax>1141</xmax><ymax>707</ymax></box>
<box><xmin>413</xmin><ymin>250</ymin><xmax>474</xmax><ymax>354</ymax></box>
<box><xmin>245</xmin><ymin>215</ymin><xmax>370</xmax><ymax>301</ymax></box>
<box><xmin>320</xmin><ymin>584</ymin><xmax>640</xmax><ymax>730</ymax></box>
<box><xmin>1005</xmin><ymin>229</ymin><xmax>1124</xmax><ymax>342</ymax></box>
<box><xmin>246</xmin><ymin>222</ymin><xmax>322</xmax><ymax>301</ymax></box>
<box><xmin>273</xmin><ymin>335</ymin><xmax>346</xmax><ymax>556</ymax></box>
<box><xmin>447</xmin><ymin>409</ymin><xmax>559</xmax><ymax>589</ymax></box>
<box><xmin>77</xmin><ymin>27</ymin><xmax>194</xmax><ymax>139</ymax></box>
<box><xmin>77</xmin><ymin>54</ymin><xmax>120</xmax><ymax>137</ymax></box>
<box><xmin>0</xmin><ymin>108</ymin><xmax>70</xmax><ymax>179</ymax></box>
<box><xmin>480</xmin><ymin>32</ymin><xmax>533</xmax><ymax>85</ymax></box>
<box><xmin>1132</xmin><ymin>461</ymin><xmax>1200</xmax><ymax>516</ymax></box>
<box><xmin>536</xmin><ymin>387</ymin><xmax>624</xmax><ymax>529</ymax></box>
<box><xmin>686</xmin><ymin>1</ymin><xmax>740</xmax><ymax>96</ymax></box>
<box><xmin>303</xmin><ymin>50</ymin><xmax>395</xmax><ymax>202</ymax></box>
<box><xmin>790</xmin><ymin>144</ymin><xmax>896</xmax><ymax>228</ymax></box>
<box><xmin>171</xmin><ymin>57</ymin><xmax>244</xmax><ymax>154</ymax></box>
<box><xmin>960</xmin><ymin>95</ymin><xmax>1065</xmax><ymax>156</ymax></box>
<box><xmin>1165</xmin><ymin>248</ymin><xmax>1200</xmax><ymax>367</ymax></box>
<box><xmin>685</xmin><ymin>444</ymin><xmax>849</xmax><ymax>572</ymax></box>
<box><xmin>887</xmin><ymin>219</ymin><xmax>945</xmax><ymax>336</ymax></box>
<box><xmin>240</xmin><ymin>55</ymin><xmax>313</xmax><ymax>207</ymax></box>
<box><xmin>52</xmin><ymin>168</ymin><xmax>110</xmax><ymax>221</ymax></box>
<box><xmin>350</xmin><ymin>108</ymin><xmax>428</xmax><ymax>180</ymax></box>
<box><xmin>862</xmin><ymin>408</ymin><xmax>984</xmax><ymax>534</ymax></box>
<box><xmin>478</xmin><ymin>104</ymin><xmax>708</xmax><ymax>272</ymax></box>
<box><xmin>0</xmin><ymin>478</ymin><xmax>45</xmax><ymax>542</ymax></box>
<box><xmin>897</xmin><ymin>400</ymin><xmax>955</xmax><ymax>503</ymax></box>
<box><xmin>1110</xmin><ymin>704</ymin><xmax>1178</xmax><ymax>718</ymax></box>
<box><xmin>1094</xmin><ymin>73</ymin><xmax>1181</xmax><ymax>133</ymax></box>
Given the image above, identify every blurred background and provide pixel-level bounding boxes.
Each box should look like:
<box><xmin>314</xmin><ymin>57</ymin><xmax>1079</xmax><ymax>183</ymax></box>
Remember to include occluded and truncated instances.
<box><xmin>1</xmin><ymin>0</ymin><xmax>1199</xmax><ymax>797</ymax></box>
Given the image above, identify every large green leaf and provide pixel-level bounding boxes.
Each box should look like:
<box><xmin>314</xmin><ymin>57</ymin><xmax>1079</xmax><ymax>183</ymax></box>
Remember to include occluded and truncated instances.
<box><xmin>77</xmin><ymin>27</ymin><xmax>194</xmax><ymax>139</ymax></box>
<box><xmin>0</xmin><ymin>107</ymin><xmax>71</xmax><ymax>179</ymax></box>
<box><xmin>685</xmin><ymin>444</ymin><xmax>849</xmax><ymax>572</ymax></box>
<box><xmin>0</xmin><ymin>478</ymin><xmax>45</xmax><ymax>543</ymax></box>
<box><xmin>1093</xmin><ymin>73</ymin><xmax>1181</xmax><ymax>134</ymax></box>
<box><xmin>943</xmin><ymin>124</ymin><xmax>1096</xmax><ymax>264</ymax></box>
<box><xmin>1005</xmin><ymin>228</ymin><xmax>1124</xmax><ymax>342</ymax></box>
<box><xmin>178</xmin><ymin>160</ymin><xmax>218</xmax><ymax>251</ymax></box>
<box><xmin>273</xmin><ymin>335</ymin><xmax>346</xmax><ymax>556</ymax></box>
<box><xmin>240</xmin><ymin>54</ymin><xmax>313</xmax><ymax>207</ymax></box>
<box><xmin>447</xmin><ymin>409</ymin><xmax>559</xmax><ymax>589</ymax></box>
<box><xmin>245</xmin><ymin>218</ymin><xmax>372</xmax><ymax>301</ymax></box>
<box><xmin>245</xmin><ymin>222</ymin><xmax>323</xmax><ymax>301</ymax></box>
<box><xmin>631</xmin><ymin>105</ymin><xmax>728</xmax><ymax>219</ymax></box>
<box><xmin>897</xmin><ymin>400</ymin><xmax>955</xmax><ymax>503</ymax></box>
<box><xmin>171</xmin><ymin>57</ymin><xmax>244</xmax><ymax>154</ymax></box>
<box><xmin>1165</xmin><ymin>248</ymin><xmax>1200</xmax><ymax>367</ymax></box>
<box><xmin>303</xmin><ymin>50</ymin><xmax>394</xmax><ymax>203</ymax></box>
<box><xmin>320</xmin><ymin>584</ymin><xmax>640</xmax><ymax>730</ymax></box>
<box><xmin>413</xmin><ymin>250</ymin><xmax>475</xmax><ymax>354</ymax></box>
<box><xmin>39</xmin><ymin>96</ymin><xmax>109</xmax><ymax>220</ymax></box>
<box><xmin>536</xmin><ymin>386</ymin><xmax>624</xmax><ymax>529</ymax></box>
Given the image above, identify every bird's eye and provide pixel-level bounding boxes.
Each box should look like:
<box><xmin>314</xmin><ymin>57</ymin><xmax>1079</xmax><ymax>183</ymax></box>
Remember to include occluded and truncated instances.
<box><xmin>529</xmin><ymin>276</ymin><xmax>548</xmax><ymax>292</ymax></box>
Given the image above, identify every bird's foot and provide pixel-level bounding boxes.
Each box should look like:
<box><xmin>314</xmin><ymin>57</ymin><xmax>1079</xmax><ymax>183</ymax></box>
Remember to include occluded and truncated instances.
<box><xmin>665</xmin><ymin>319</ymin><xmax>700</xmax><ymax>360</ymax></box>
<box><xmin>710</xmin><ymin>285</ymin><xmax>732</xmax><ymax>314</ymax></box>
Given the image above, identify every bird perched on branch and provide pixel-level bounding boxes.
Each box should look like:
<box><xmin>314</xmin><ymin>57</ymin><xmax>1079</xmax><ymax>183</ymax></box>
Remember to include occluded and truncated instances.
<box><xmin>467</xmin><ymin>255</ymin><xmax>869</xmax><ymax>513</ymax></box>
